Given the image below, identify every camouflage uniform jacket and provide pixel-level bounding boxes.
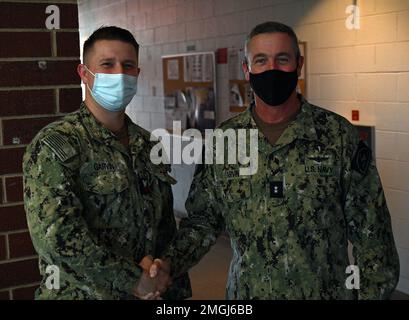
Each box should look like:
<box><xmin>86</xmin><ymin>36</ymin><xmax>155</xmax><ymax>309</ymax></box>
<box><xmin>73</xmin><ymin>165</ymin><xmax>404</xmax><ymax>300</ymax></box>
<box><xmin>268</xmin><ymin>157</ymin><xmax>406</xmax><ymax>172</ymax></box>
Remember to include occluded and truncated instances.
<box><xmin>164</xmin><ymin>96</ymin><xmax>399</xmax><ymax>299</ymax></box>
<box><xmin>23</xmin><ymin>103</ymin><xmax>191</xmax><ymax>300</ymax></box>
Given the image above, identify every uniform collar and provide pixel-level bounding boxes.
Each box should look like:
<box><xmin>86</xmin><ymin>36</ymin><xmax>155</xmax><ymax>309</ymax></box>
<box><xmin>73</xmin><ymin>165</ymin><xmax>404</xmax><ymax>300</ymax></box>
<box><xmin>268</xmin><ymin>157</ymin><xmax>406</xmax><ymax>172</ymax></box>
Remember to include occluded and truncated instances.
<box><xmin>79</xmin><ymin>102</ymin><xmax>116</xmax><ymax>143</ymax></box>
<box><xmin>242</xmin><ymin>95</ymin><xmax>318</xmax><ymax>148</ymax></box>
<box><xmin>275</xmin><ymin>95</ymin><xmax>318</xmax><ymax>146</ymax></box>
<box><xmin>79</xmin><ymin>102</ymin><xmax>144</xmax><ymax>154</ymax></box>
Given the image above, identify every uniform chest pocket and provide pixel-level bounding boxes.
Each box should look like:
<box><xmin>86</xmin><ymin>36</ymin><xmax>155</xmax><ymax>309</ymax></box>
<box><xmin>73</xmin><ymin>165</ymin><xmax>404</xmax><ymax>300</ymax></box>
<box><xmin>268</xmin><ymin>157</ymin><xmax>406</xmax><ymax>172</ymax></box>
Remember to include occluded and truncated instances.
<box><xmin>81</xmin><ymin>169</ymin><xmax>130</xmax><ymax>195</ymax></box>
<box><xmin>290</xmin><ymin>165</ymin><xmax>341</xmax><ymax>230</ymax></box>
<box><xmin>295</xmin><ymin>166</ymin><xmax>340</xmax><ymax>200</ymax></box>
<box><xmin>221</xmin><ymin>175</ymin><xmax>254</xmax><ymax>241</ymax></box>
<box><xmin>79</xmin><ymin>168</ymin><xmax>130</xmax><ymax>229</ymax></box>
<box><xmin>221</xmin><ymin>176</ymin><xmax>252</xmax><ymax>203</ymax></box>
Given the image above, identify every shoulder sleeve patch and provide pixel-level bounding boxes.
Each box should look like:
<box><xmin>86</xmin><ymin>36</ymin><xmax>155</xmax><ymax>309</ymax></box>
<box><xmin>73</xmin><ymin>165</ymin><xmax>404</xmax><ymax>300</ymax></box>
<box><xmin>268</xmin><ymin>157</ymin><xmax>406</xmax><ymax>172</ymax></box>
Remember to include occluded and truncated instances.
<box><xmin>351</xmin><ymin>140</ymin><xmax>372</xmax><ymax>176</ymax></box>
<box><xmin>42</xmin><ymin>132</ymin><xmax>77</xmax><ymax>163</ymax></box>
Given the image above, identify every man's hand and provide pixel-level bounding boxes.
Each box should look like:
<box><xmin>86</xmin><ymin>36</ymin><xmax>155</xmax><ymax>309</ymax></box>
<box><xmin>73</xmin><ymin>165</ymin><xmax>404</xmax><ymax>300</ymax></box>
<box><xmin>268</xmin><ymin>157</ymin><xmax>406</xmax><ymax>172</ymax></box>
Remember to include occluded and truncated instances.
<box><xmin>133</xmin><ymin>255</ymin><xmax>160</xmax><ymax>300</ymax></box>
<box><xmin>149</xmin><ymin>258</ymin><xmax>172</xmax><ymax>294</ymax></box>
<box><xmin>133</xmin><ymin>256</ymin><xmax>172</xmax><ymax>299</ymax></box>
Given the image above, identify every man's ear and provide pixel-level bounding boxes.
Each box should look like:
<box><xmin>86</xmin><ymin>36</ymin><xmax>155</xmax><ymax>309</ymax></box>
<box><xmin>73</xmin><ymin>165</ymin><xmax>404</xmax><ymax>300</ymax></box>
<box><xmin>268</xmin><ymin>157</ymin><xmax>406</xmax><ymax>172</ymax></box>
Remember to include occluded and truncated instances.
<box><xmin>297</xmin><ymin>56</ymin><xmax>304</xmax><ymax>77</ymax></box>
<box><xmin>77</xmin><ymin>64</ymin><xmax>88</xmax><ymax>84</ymax></box>
<box><xmin>242</xmin><ymin>60</ymin><xmax>250</xmax><ymax>81</ymax></box>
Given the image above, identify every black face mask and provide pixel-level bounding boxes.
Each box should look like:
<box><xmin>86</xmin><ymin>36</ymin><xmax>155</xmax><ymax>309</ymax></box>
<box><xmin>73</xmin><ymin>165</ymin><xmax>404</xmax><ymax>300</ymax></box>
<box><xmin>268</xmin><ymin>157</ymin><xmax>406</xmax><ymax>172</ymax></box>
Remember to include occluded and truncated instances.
<box><xmin>249</xmin><ymin>68</ymin><xmax>299</xmax><ymax>107</ymax></box>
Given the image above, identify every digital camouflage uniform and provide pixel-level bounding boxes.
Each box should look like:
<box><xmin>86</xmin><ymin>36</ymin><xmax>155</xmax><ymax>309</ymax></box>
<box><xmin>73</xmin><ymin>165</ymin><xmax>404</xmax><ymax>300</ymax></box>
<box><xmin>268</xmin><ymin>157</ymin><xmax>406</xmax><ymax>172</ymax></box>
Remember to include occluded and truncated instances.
<box><xmin>23</xmin><ymin>103</ymin><xmax>191</xmax><ymax>300</ymax></box>
<box><xmin>164</xmin><ymin>96</ymin><xmax>400</xmax><ymax>300</ymax></box>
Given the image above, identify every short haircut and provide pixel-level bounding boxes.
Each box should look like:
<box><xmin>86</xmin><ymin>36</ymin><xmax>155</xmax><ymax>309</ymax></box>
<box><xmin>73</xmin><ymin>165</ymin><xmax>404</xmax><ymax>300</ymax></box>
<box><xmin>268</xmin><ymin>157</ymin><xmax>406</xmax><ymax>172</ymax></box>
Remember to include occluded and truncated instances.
<box><xmin>83</xmin><ymin>26</ymin><xmax>139</xmax><ymax>63</ymax></box>
<box><xmin>244</xmin><ymin>21</ymin><xmax>301</xmax><ymax>63</ymax></box>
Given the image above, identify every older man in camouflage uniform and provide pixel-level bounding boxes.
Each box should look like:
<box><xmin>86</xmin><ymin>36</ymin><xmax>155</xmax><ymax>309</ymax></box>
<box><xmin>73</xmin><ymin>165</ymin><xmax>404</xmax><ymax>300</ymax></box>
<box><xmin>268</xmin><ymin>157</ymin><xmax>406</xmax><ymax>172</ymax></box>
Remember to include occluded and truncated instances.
<box><xmin>23</xmin><ymin>26</ymin><xmax>191</xmax><ymax>299</ymax></box>
<box><xmin>150</xmin><ymin>22</ymin><xmax>400</xmax><ymax>299</ymax></box>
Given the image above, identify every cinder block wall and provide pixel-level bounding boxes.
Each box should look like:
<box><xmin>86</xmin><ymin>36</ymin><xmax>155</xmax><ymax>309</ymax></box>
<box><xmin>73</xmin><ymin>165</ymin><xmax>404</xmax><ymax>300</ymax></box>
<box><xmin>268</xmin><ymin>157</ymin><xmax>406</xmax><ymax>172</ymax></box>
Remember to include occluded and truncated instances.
<box><xmin>0</xmin><ymin>0</ymin><xmax>81</xmax><ymax>300</ymax></box>
<box><xmin>78</xmin><ymin>0</ymin><xmax>409</xmax><ymax>294</ymax></box>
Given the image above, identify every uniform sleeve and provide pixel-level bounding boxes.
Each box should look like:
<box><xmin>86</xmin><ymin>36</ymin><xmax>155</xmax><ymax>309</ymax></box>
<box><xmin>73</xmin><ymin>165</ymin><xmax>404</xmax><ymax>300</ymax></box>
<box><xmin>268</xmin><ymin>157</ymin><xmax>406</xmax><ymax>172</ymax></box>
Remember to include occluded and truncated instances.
<box><xmin>342</xmin><ymin>128</ymin><xmax>400</xmax><ymax>299</ymax></box>
<box><xmin>23</xmin><ymin>138</ymin><xmax>142</xmax><ymax>299</ymax></box>
<box><xmin>163</xmin><ymin>161</ymin><xmax>225</xmax><ymax>278</ymax></box>
<box><xmin>148</xmin><ymin>164</ymin><xmax>192</xmax><ymax>299</ymax></box>
<box><xmin>147</xmin><ymin>164</ymin><xmax>179</xmax><ymax>257</ymax></box>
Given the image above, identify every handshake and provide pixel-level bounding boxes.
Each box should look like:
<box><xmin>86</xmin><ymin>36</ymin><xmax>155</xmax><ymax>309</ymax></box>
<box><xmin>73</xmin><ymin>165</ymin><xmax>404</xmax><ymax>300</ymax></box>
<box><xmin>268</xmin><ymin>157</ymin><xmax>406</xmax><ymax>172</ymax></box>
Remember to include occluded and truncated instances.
<box><xmin>133</xmin><ymin>255</ymin><xmax>172</xmax><ymax>300</ymax></box>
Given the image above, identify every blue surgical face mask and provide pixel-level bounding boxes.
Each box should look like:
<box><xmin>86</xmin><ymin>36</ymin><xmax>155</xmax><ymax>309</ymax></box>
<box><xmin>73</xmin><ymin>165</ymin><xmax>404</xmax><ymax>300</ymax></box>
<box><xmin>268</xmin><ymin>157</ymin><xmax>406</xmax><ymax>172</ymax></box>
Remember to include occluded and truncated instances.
<box><xmin>85</xmin><ymin>65</ymin><xmax>138</xmax><ymax>112</ymax></box>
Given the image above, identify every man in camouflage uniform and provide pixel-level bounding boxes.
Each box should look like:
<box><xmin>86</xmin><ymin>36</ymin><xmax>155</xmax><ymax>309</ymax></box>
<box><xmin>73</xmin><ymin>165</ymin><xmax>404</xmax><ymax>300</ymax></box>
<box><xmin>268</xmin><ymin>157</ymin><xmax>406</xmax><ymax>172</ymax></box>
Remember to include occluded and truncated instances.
<box><xmin>150</xmin><ymin>22</ymin><xmax>400</xmax><ymax>299</ymax></box>
<box><xmin>23</xmin><ymin>26</ymin><xmax>191</xmax><ymax>299</ymax></box>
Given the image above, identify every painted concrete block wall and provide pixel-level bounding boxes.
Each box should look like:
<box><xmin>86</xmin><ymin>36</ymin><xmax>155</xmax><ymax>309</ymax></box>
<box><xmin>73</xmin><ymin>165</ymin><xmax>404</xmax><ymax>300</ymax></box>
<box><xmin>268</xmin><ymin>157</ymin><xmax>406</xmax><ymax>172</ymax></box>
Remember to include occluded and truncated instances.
<box><xmin>78</xmin><ymin>0</ymin><xmax>409</xmax><ymax>294</ymax></box>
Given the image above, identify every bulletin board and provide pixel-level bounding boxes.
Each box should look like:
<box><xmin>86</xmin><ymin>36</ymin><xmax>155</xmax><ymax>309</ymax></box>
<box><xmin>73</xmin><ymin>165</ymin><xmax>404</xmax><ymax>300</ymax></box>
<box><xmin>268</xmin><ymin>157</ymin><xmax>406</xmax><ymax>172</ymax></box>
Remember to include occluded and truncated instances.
<box><xmin>162</xmin><ymin>52</ymin><xmax>216</xmax><ymax>134</ymax></box>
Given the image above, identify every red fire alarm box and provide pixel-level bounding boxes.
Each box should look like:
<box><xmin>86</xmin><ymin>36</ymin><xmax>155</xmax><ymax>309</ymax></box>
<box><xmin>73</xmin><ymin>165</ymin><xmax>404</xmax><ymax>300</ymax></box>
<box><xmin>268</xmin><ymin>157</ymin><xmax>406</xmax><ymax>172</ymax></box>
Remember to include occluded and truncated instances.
<box><xmin>352</xmin><ymin>110</ymin><xmax>359</xmax><ymax>121</ymax></box>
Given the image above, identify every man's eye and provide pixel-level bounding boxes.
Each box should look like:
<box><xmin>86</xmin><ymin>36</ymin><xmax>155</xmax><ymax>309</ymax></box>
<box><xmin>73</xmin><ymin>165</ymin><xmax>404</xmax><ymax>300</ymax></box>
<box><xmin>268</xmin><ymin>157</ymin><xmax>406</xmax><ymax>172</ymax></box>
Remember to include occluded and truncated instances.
<box><xmin>277</xmin><ymin>57</ymin><xmax>289</xmax><ymax>64</ymax></box>
<box><xmin>101</xmin><ymin>62</ymin><xmax>113</xmax><ymax>67</ymax></box>
<box><xmin>124</xmin><ymin>64</ymin><xmax>135</xmax><ymax>69</ymax></box>
<box><xmin>254</xmin><ymin>58</ymin><xmax>266</xmax><ymax>65</ymax></box>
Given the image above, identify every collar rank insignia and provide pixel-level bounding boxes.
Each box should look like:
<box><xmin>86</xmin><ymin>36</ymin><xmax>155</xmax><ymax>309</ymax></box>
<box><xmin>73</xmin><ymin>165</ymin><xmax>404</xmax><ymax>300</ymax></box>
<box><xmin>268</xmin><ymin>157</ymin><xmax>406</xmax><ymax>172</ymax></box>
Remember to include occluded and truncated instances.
<box><xmin>270</xmin><ymin>181</ymin><xmax>284</xmax><ymax>198</ymax></box>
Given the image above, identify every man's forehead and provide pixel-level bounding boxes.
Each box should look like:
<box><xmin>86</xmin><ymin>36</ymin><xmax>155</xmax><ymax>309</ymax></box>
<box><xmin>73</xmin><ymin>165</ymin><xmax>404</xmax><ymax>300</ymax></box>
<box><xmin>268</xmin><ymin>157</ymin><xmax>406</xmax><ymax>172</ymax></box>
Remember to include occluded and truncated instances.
<box><xmin>248</xmin><ymin>32</ymin><xmax>294</xmax><ymax>55</ymax></box>
<box><xmin>90</xmin><ymin>40</ymin><xmax>138</xmax><ymax>60</ymax></box>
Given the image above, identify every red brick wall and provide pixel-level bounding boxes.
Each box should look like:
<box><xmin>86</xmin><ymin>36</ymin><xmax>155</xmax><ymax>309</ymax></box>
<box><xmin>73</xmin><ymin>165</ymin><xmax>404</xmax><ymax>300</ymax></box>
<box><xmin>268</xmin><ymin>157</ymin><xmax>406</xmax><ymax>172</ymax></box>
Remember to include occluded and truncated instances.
<box><xmin>0</xmin><ymin>1</ymin><xmax>82</xmax><ymax>300</ymax></box>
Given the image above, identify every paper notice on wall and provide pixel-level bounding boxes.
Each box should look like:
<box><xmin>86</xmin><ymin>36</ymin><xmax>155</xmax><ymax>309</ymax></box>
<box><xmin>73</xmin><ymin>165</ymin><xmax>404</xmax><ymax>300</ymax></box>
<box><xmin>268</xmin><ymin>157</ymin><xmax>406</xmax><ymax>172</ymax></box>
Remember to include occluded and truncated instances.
<box><xmin>183</xmin><ymin>56</ymin><xmax>191</xmax><ymax>82</ymax></box>
<box><xmin>184</xmin><ymin>54</ymin><xmax>214</xmax><ymax>82</ymax></box>
<box><xmin>228</xmin><ymin>48</ymin><xmax>245</xmax><ymax>80</ymax></box>
<box><xmin>202</xmin><ymin>53</ymin><xmax>214</xmax><ymax>82</ymax></box>
<box><xmin>167</xmin><ymin>59</ymin><xmax>179</xmax><ymax>80</ymax></box>
<box><xmin>184</xmin><ymin>55</ymin><xmax>202</xmax><ymax>82</ymax></box>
